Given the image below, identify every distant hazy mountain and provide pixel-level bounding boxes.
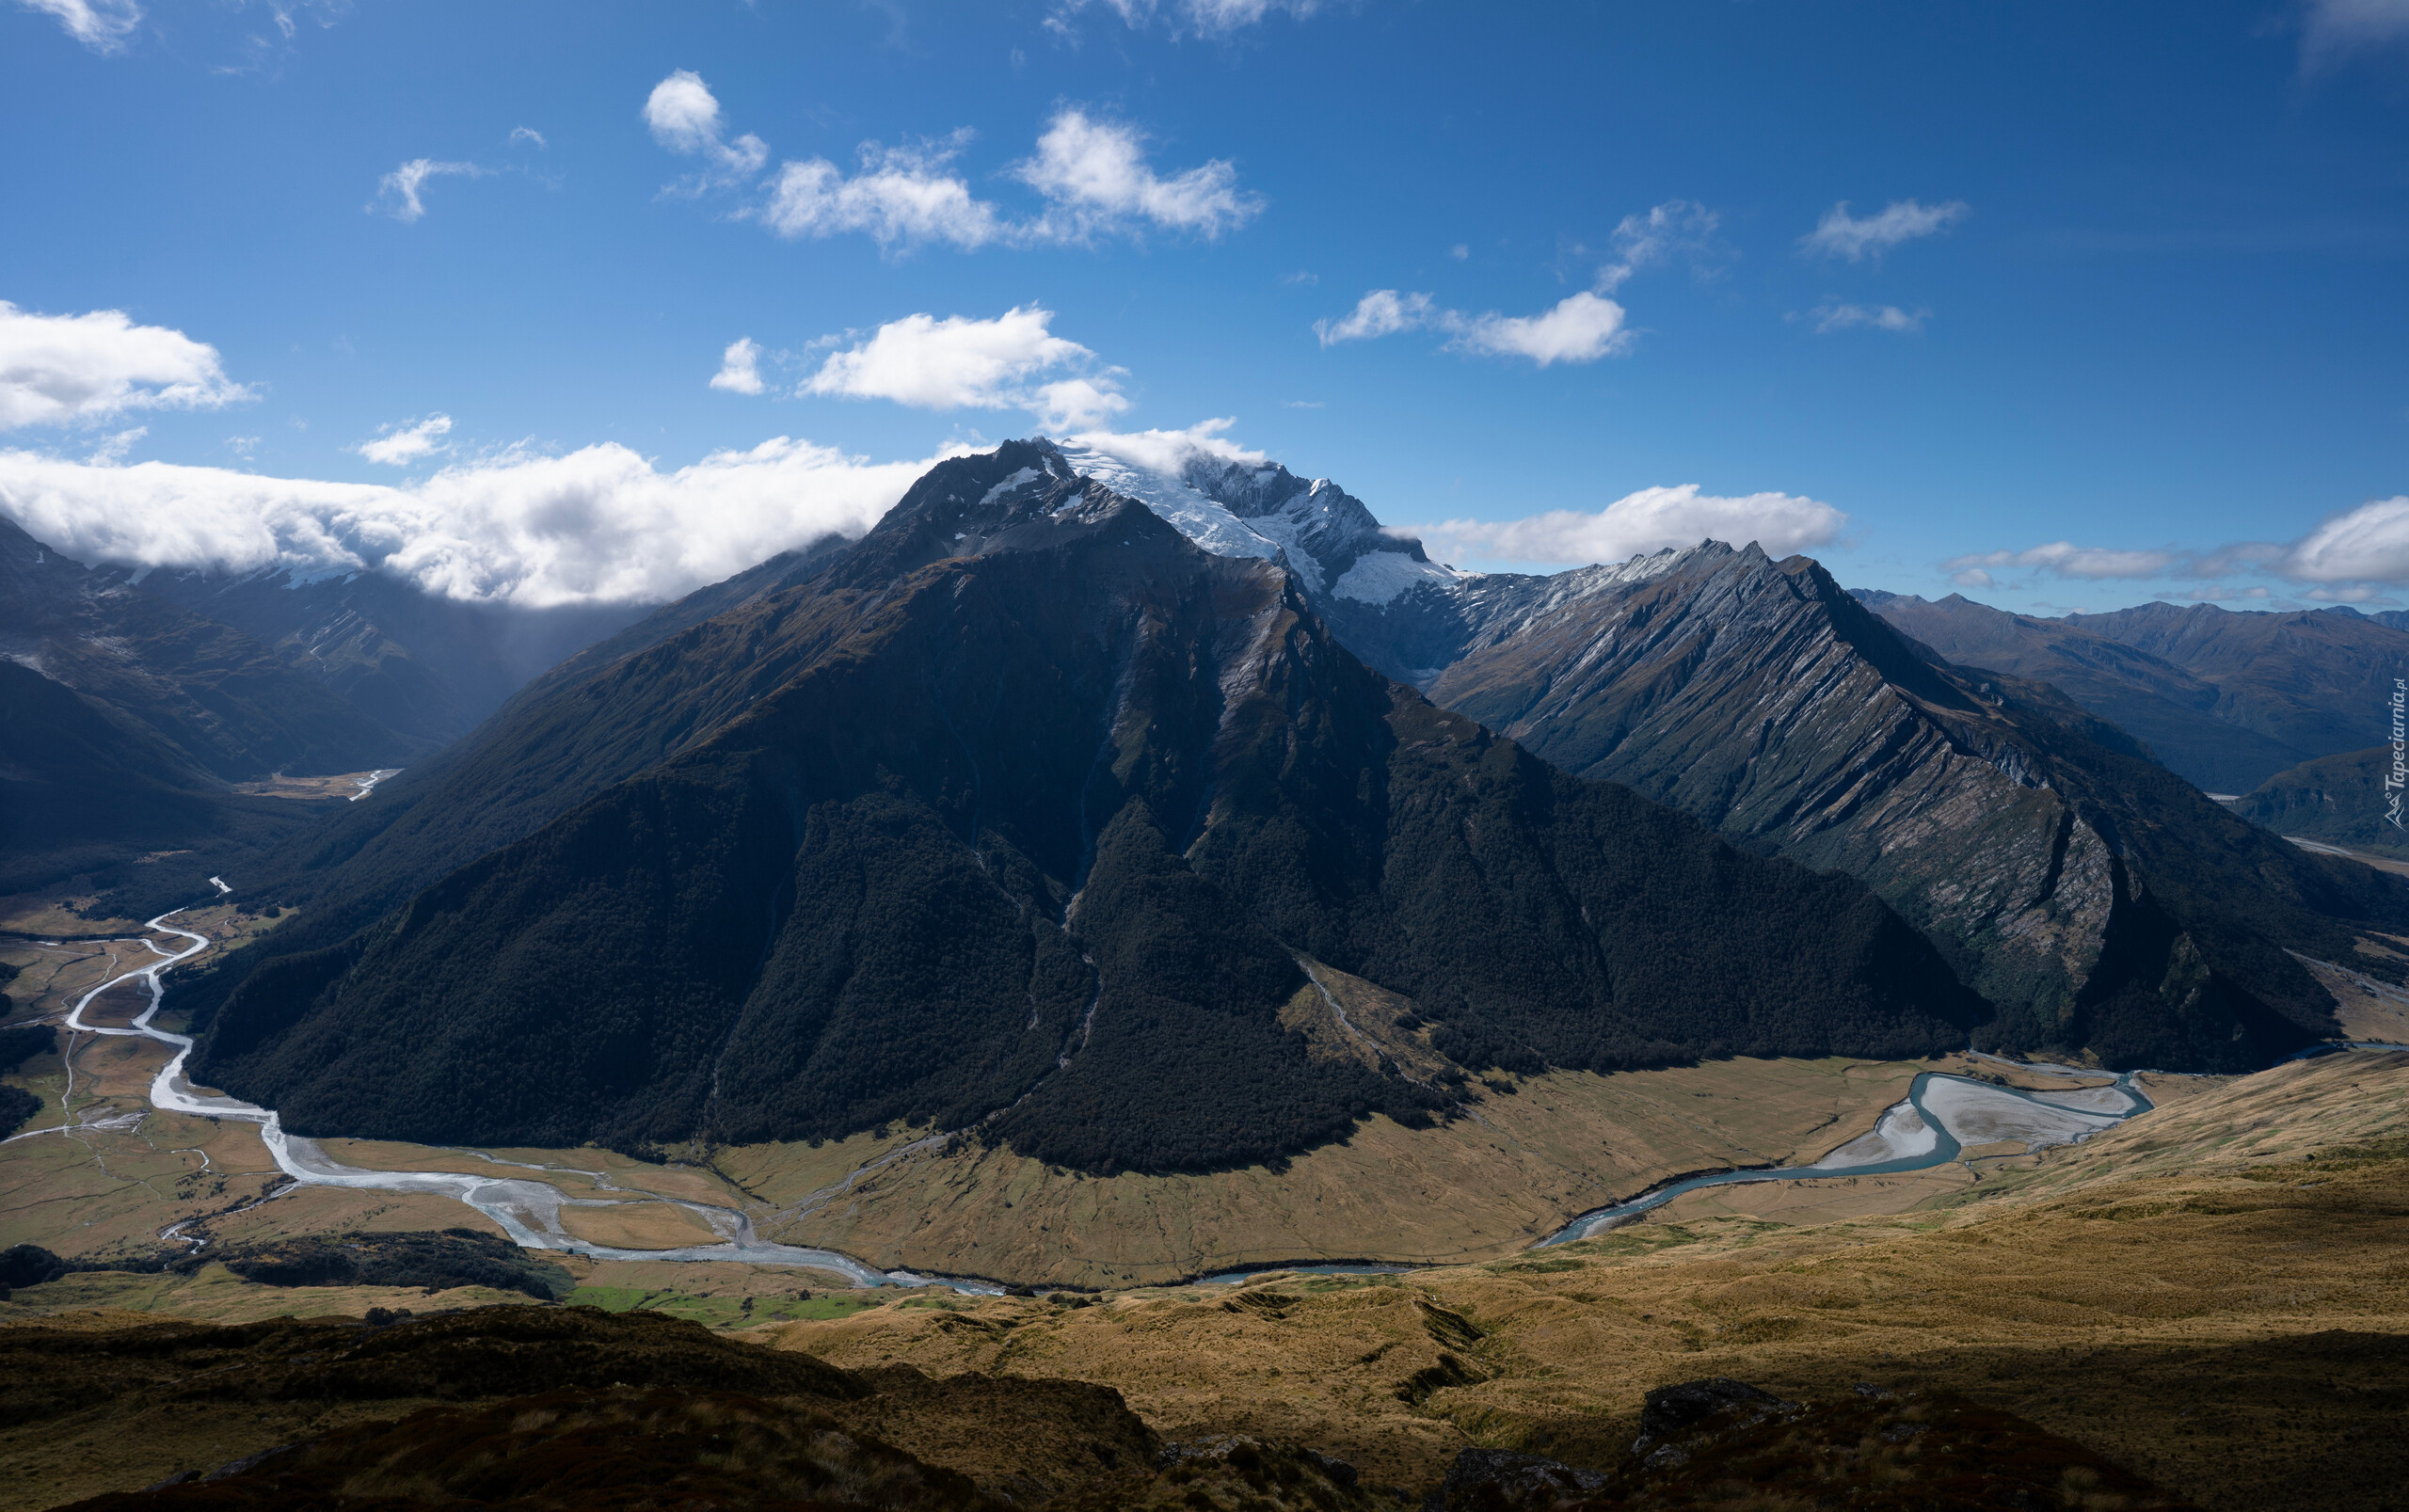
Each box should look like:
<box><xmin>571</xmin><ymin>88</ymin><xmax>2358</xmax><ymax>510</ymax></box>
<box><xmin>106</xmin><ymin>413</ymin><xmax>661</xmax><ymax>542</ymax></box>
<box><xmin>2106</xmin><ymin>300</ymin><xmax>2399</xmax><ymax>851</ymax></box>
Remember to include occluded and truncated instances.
<box><xmin>2228</xmin><ymin>746</ymin><xmax>2409</xmax><ymax>859</ymax></box>
<box><xmin>0</xmin><ymin>517</ymin><xmax>419</xmax><ymax>899</ymax></box>
<box><xmin>139</xmin><ymin>565</ymin><xmax>644</xmax><ymax>746</ymax></box>
<box><xmin>186</xmin><ymin>441</ymin><xmax>1977</xmax><ymax>1168</ymax></box>
<box><xmin>1858</xmin><ymin>592</ymin><xmax>2409</xmax><ymax>794</ymax></box>
<box><xmin>1</xmin><ymin>517</ymin><xmax>419</xmax><ymax>784</ymax></box>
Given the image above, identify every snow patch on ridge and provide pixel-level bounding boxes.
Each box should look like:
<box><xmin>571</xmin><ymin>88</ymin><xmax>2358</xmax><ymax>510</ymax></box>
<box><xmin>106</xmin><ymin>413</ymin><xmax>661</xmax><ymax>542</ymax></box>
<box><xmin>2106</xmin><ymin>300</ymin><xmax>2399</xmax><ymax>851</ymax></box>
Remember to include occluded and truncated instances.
<box><xmin>1333</xmin><ymin>548</ymin><xmax>1468</xmax><ymax>604</ymax></box>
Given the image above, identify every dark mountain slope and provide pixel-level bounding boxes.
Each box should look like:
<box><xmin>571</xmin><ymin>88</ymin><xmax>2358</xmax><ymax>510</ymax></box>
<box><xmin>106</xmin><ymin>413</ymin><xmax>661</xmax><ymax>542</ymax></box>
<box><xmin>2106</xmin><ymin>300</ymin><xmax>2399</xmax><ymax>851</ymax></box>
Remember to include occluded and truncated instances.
<box><xmin>139</xmin><ymin>565</ymin><xmax>644</xmax><ymax>747</ymax></box>
<box><xmin>192</xmin><ymin>443</ymin><xmax>1976</xmax><ymax>1170</ymax></box>
<box><xmin>0</xmin><ymin>659</ymin><xmax>346</xmax><ymax>896</ymax></box>
<box><xmin>1855</xmin><ymin>591</ymin><xmax>2306</xmax><ymax>793</ymax></box>
<box><xmin>0</xmin><ymin>517</ymin><xmax>419</xmax><ymax>783</ymax></box>
<box><xmin>1428</xmin><ymin>545</ymin><xmax>2405</xmax><ymax>1070</ymax></box>
<box><xmin>2228</xmin><ymin>746</ymin><xmax>2409</xmax><ymax>859</ymax></box>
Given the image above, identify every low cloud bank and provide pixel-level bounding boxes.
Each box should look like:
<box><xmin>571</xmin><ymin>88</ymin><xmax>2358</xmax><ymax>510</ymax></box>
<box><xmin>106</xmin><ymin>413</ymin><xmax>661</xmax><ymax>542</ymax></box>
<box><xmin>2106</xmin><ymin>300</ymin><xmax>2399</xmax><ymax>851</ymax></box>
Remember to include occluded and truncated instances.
<box><xmin>1408</xmin><ymin>485</ymin><xmax>1849</xmax><ymax>570</ymax></box>
<box><xmin>0</xmin><ymin>437</ymin><xmax>954</xmax><ymax>608</ymax></box>
<box><xmin>1947</xmin><ymin>496</ymin><xmax>2409</xmax><ymax>594</ymax></box>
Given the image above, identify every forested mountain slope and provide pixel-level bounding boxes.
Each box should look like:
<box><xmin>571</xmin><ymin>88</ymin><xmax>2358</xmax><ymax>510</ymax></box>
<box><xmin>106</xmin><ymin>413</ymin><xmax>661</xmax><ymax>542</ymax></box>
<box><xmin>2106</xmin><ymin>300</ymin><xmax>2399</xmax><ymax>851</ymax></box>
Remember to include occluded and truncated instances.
<box><xmin>1426</xmin><ymin>545</ymin><xmax>2406</xmax><ymax>1070</ymax></box>
<box><xmin>188</xmin><ymin>442</ymin><xmax>1978</xmax><ymax>1171</ymax></box>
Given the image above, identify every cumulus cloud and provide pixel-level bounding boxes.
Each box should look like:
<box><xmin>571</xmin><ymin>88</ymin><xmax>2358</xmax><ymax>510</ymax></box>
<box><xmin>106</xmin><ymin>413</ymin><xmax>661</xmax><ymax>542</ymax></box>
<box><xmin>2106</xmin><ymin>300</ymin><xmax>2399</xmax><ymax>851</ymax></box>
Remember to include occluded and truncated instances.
<box><xmin>801</xmin><ymin>306</ymin><xmax>1127</xmax><ymax>428</ymax></box>
<box><xmin>353</xmin><ymin>414</ymin><xmax>453</xmax><ymax>466</ymax></box>
<box><xmin>1450</xmin><ymin>293</ymin><xmax>1630</xmax><ymax>365</ymax></box>
<box><xmin>710</xmin><ymin>338</ymin><xmax>765</xmax><ymax>395</ymax></box>
<box><xmin>374</xmin><ymin>159</ymin><xmax>484</xmax><ymax>223</ymax></box>
<box><xmin>1013</xmin><ymin>109</ymin><xmax>1262</xmax><ymax>240</ymax></box>
<box><xmin>0</xmin><ymin>436</ymin><xmax>956</xmax><ymax>608</ymax></box>
<box><xmin>1801</xmin><ymin>302</ymin><xmax>1927</xmax><ymax>334</ymax></box>
<box><xmin>644</xmin><ymin>70</ymin><xmax>769</xmax><ymax>189</ymax></box>
<box><xmin>1799</xmin><ymin>199</ymin><xmax>1970</xmax><ymax>263</ymax></box>
<box><xmin>0</xmin><ymin>301</ymin><xmax>252</xmax><ymax>429</ymax></box>
<box><xmin>2299</xmin><ymin>0</ymin><xmax>2409</xmax><ymax>70</ymax></box>
<box><xmin>17</xmin><ymin>0</ymin><xmax>142</xmax><ymax>54</ymax></box>
<box><xmin>759</xmin><ymin>135</ymin><xmax>1006</xmax><ymax>249</ymax></box>
<box><xmin>1315</xmin><ymin>288</ymin><xmax>1630</xmax><ymax>365</ymax></box>
<box><xmin>1410</xmin><ymin>485</ymin><xmax>1848</xmax><ymax>570</ymax></box>
<box><xmin>645</xmin><ymin>74</ymin><xmax>1255</xmax><ymax>252</ymax></box>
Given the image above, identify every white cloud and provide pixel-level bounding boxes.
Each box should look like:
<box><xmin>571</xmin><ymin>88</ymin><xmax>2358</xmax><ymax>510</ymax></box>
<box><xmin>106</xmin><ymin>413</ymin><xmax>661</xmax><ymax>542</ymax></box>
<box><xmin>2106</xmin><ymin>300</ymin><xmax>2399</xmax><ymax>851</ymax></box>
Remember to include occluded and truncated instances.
<box><xmin>2299</xmin><ymin>0</ymin><xmax>2409</xmax><ymax>70</ymax></box>
<box><xmin>644</xmin><ymin>70</ymin><xmax>769</xmax><ymax>189</ymax></box>
<box><xmin>1448</xmin><ymin>244</ymin><xmax>1469</xmax><ymax>261</ymax></box>
<box><xmin>1449</xmin><ymin>292</ymin><xmax>1630</xmax><ymax>365</ymax></box>
<box><xmin>759</xmin><ymin>135</ymin><xmax>1005</xmax><ymax>249</ymax></box>
<box><xmin>1315</xmin><ymin>288</ymin><xmax>1630</xmax><ymax>365</ymax></box>
<box><xmin>0</xmin><ymin>435</ymin><xmax>957</xmax><ymax>608</ymax></box>
<box><xmin>1599</xmin><ymin>199</ymin><xmax>1723</xmax><ymax>291</ymax></box>
<box><xmin>1046</xmin><ymin>0</ymin><xmax>1323</xmax><ymax>38</ymax></box>
<box><xmin>1063</xmin><ymin>417</ymin><xmax>1265</xmax><ymax>476</ymax></box>
<box><xmin>648</xmin><ymin>78</ymin><xmax>1255</xmax><ymax>252</ymax></box>
<box><xmin>1950</xmin><ymin>567</ymin><xmax>1994</xmax><ymax>589</ymax></box>
<box><xmin>84</xmin><ymin>426</ymin><xmax>145</xmax><ymax>465</ymax></box>
<box><xmin>510</xmin><ymin>125</ymin><xmax>547</xmax><ymax>149</ymax></box>
<box><xmin>802</xmin><ymin>306</ymin><xmax>1126</xmax><ymax>428</ymax></box>
<box><xmin>1945</xmin><ymin>542</ymin><xmax>2179</xmax><ymax>580</ymax></box>
<box><xmin>17</xmin><ymin>0</ymin><xmax>142</xmax><ymax>54</ymax></box>
<box><xmin>2281</xmin><ymin>496</ymin><xmax>2409</xmax><ymax>583</ymax></box>
<box><xmin>1411</xmin><ymin>485</ymin><xmax>1848</xmax><ymax>570</ymax></box>
<box><xmin>0</xmin><ymin>301</ymin><xmax>252</xmax><ymax>429</ymax></box>
<box><xmin>710</xmin><ymin>338</ymin><xmax>766</xmax><ymax>395</ymax></box>
<box><xmin>353</xmin><ymin>414</ymin><xmax>453</xmax><ymax>466</ymax></box>
<box><xmin>1802</xmin><ymin>302</ymin><xmax>1928</xmax><ymax>334</ymax></box>
<box><xmin>1013</xmin><ymin>109</ymin><xmax>1262</xmax><ymax>240</ymax></box>
<box><xmin>1314</xmin><ymin>290</ymin><xmax>1434</xmax><ymax>346</ymax></box>
<box><xmin>374</xmin><ymin>159</ymin><xmax>484</xmax><ymax>223</ymax></box>
<box><xmin>1799</xmin><ymin>199</ymin><xmax>1970</xmax><ymax>263</ymax></box>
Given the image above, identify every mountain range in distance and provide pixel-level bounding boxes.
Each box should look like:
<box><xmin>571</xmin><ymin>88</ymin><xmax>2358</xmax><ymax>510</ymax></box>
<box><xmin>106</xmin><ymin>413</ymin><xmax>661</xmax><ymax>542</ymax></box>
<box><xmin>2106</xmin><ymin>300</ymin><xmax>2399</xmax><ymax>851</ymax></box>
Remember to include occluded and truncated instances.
<box><xmin>135</xmin><ymin>438</ymin><xmax>2407</xmax><ymax>1181</ymax></box>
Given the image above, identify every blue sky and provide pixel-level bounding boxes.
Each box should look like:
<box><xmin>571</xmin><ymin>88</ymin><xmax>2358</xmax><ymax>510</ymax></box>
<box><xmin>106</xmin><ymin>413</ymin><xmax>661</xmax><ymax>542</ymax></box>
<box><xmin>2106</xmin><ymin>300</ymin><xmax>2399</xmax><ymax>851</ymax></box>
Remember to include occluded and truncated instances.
<box><xmin>3</xmin><ymin>0</ymin><xmax>2407</xmax><ymax>611</ymax></box>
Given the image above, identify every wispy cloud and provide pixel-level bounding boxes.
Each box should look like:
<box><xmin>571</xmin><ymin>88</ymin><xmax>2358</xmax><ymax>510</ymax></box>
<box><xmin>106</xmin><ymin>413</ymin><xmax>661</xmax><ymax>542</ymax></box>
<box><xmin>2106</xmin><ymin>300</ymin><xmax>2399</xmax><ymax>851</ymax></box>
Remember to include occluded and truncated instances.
<box><xmin>372</xmin><ymin>159</ymin><xmax>484</xmax><ymax>223</ymax></box>
<box><xmin>17</xmin><ymin>0</ymin><xmax>143</xmax><ymax>55</ymax></box>
<box><xmin>1799</xmin><ymin>199</ymin><xmax>1970</xmax><ymax>263</ymax></box>
<box><xmin>509</xmin><ymin>125</ymin><xmax>547</xmax><ymax>150</ymax></box>
<box><xmin>353</xmin><ymin>414</ymin><xmax>453</xmax><ymax>467</ymax></box>
<box><xmin>1598</xmin><ymin>199</ymin><xmax>1726</xmax><ymax>290</ymax></box>
<box><xmin>1409</xmin><ymin>485</ymin><xmax>1848</xmax><ymax>570</ymax></box>
<box><xmin>1045</xmin><ymin>0</ymin><xmax>1327</xmax><ymax>41</ymax></box>
<box><xmin>2298</xmin><ymin>0</ymin><xmax>2409</xmax><ymax>72</ymax></box>
<box><xmin>0</xmin><ymin>301</ymin><xmax>252</xmax><ymax>429</ymax></box>
<box><xmin>1944</xmin><ymin>497</ymin><xmax>2409</xmax><ymax>595</ymax></box>
<box><xmin>801</xmin><ymin>306</ymin><xmax>1130</xmax><ymax>430</ymax></box>
<box><xmin>1797</xmin><ymin>302</ymin><xmax>1928</xmax><ymax>334</ymax></box>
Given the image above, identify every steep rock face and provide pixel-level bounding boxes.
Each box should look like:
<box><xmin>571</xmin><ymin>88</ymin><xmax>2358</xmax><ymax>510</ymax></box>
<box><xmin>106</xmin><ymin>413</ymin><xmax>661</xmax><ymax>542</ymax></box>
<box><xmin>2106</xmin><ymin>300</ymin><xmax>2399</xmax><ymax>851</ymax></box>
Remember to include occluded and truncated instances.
<box><xmin>1428</xmin><ymin>544</ymin><xmax>2397</xmax><ymax>1069</ymax></box>
<box><xmin>1856</xmin><ymin>591</ymin><xmax>2305</xmax><ymax>794</ymax></box>
<box><xmin>192</xmin><ymin>443</ymin><xmax>1977</xmax><ymax>1169</ymax></box>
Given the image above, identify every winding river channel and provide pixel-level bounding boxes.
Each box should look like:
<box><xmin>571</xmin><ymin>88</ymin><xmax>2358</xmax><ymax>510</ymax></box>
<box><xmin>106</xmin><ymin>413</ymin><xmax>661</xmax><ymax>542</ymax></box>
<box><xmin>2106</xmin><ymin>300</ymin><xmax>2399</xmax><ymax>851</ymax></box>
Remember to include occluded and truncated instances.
<box><xmin>55</xmin><ymin>908</ymin><xmax>2169</xmax><ymax>1290</ymax></box>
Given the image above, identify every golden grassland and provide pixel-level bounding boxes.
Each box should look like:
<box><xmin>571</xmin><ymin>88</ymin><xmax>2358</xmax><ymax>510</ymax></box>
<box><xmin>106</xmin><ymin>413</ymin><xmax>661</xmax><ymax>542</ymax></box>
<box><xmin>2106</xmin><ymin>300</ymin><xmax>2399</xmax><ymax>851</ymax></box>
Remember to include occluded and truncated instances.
<box><xmin>750</xmin><ymin>1049</ymin><xmax>2408</xmax><ymax>1512</ymax></box>
<box><xmin>227</xmin><ymin>770</ymin><xmax>387</xmax><ymax>801</ymax></box>
<box><xmin>738</xmin><ymin>1052</ymin><xmax>1937</xmax><ymax>1288</ymax></box>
